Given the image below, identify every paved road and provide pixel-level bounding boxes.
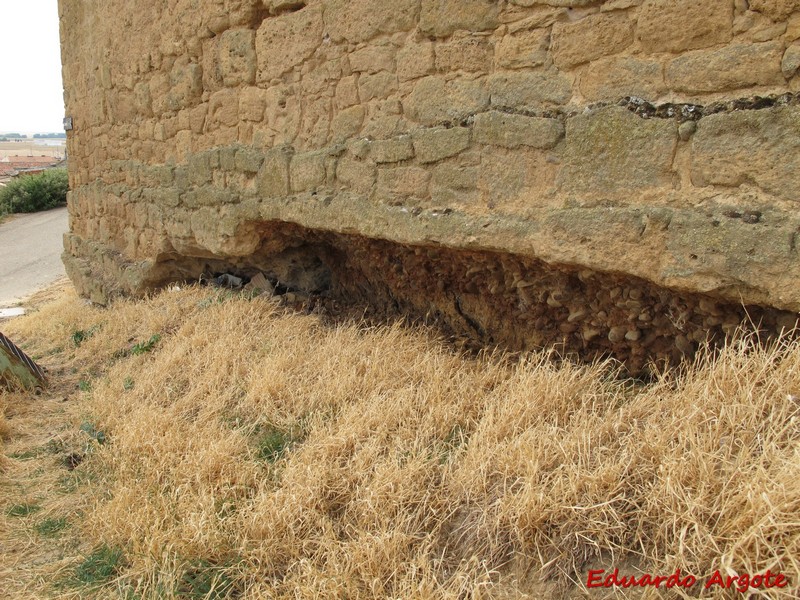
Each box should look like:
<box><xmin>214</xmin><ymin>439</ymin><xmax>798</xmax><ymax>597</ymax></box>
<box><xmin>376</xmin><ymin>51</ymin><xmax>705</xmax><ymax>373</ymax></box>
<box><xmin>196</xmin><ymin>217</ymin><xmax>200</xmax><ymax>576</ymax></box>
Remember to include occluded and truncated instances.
<box><xmin>0</xmin><ymin>207</ymin><xmax>69</xmax><ymax>307</ymax></box>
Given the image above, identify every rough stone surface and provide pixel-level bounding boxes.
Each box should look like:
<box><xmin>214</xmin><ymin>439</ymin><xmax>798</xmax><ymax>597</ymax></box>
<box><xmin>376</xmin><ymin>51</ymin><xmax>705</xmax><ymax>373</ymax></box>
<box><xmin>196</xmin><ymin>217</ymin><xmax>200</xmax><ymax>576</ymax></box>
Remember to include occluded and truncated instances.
<box><xmin>558</xmin><ymin>106</ymin><xmax>677</xmax><ymax>193</ymax></box>
<box><xmin>749</xmin><ymin>0</ymin><xmax>800</xmax><ymax>21</ymax></box>
<box><xmin>579</xmin><ymin>56</ymin><xmax>664</xmax><ymax>101</ymax></box>
<box><xmin>488</xmin><ymin>70</ymin><xmax>572</xmax><ymax>108</ymax></box>
<box><xmin>666</xmin><ymin>42</ymin><xmax>784</xmax><ymax>94</ymax></box>
<box><xmin>637</xmin><ymin>0</ymin><xmax>733</xmax><ymax>54</ymax></box>
<box><xmin>473</xmin><ymin>111</ymin><xmax>564</xmax><ymax>149</ymax></box>
<box><xmin>58</xmin><ymin>0</ymin><xmax>800</xmax><ymax>367</ymax></box>
<box><xmin>404</xmin><ymin>77</ymin><xmax>490</xmax><ymax>125</ymax></box>
<box><xmin>420</xmin><ymin>0</ymin><xmax>500</xmax><ymax>37</ymax></box>
<box><xmin>691</xmin><ymin>107</ymin><xmax>800</xmax><ymax>202</ymax></box>
<box><xmin>219</xmin><ymin>28</ymin><xmax>256</xmax><ymax>87</ymax></box>
<box><xmin>369</xmin><ymin>137</ymin><xmax>415</xmax><ymax>163</ymax></box>
<box><xmin>551</xmin><ymin>12</ymin><xmax>634</xmax><ymax>69</ymax></box>
<box><xmin>435</xmin><ymin>36</ymin><xmax>494</xmax><ymax>73</ymax></box>
<box><xmin>256</xmin><ymin>6</ymin><xmax>323</xmax><ymax>82</ymax></box>
<box><xmin>496</xmin><ymin>27</ymin><xmax>549</xmax><ymax>69</ymax></box>
<box><xmin>412</xmin><ymin>127</ymin><xmax>471</xmax><ymax>164</ymax></box>
<box><xmin>325</xmin><ymin>0</ymin><xmax>418</xmax><ymax>43</ymax></box>
<box><xmin>782</xmin><ymin>43</ymin><xmax>800</xmax><ymax>78</ymax></box>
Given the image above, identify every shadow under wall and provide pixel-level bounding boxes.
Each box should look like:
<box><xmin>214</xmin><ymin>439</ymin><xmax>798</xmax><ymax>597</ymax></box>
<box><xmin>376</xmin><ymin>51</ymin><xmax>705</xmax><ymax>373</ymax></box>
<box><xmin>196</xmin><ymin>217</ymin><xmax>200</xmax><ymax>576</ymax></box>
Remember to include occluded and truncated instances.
<box><xmin>146</xmin><ymin>220</ymin><xmax>799</xmax><ymax>374</ymax></box>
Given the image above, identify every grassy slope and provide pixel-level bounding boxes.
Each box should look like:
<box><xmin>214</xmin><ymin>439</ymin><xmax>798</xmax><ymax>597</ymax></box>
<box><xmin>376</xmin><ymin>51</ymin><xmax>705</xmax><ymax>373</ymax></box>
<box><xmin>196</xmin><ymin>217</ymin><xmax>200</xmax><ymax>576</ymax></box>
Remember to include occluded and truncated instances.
<box><xmin>1</xmin><ymin>284</ymin><xmax>798</xmax><ymax>599</ymax></box>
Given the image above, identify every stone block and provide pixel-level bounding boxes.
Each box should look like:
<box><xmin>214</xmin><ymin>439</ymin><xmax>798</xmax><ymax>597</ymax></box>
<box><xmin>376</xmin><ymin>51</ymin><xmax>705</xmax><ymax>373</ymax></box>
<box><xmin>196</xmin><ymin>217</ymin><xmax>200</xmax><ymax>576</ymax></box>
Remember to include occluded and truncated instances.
<box><xmin>219</xmin><ymin>28</ymin><xmax>256</xmax><ymax>87</ymax></box>
<box><xmin>601</xmin><ymin>0</ymin><xmax>643</xmax><ymax>9</ymax></box>
<box><xmin>235</xmin><ymin>147</ymin><xmax>264</xmax><ymax>173</ymax></box>
<box><xmin>358</xmin><ymin>71</ymin><xmax>398</xmax><ymax>102</ymax></box>
<box><xmin>240</xmin><ymin>87</ymin><xmax>266</xmax><ymax>122</ymax></box>
<box><xmin>432</xmin><ymin>164</ymin><xmax>479</xmax><ymax>190</ymax></box>
<box><xmin>496</xmin><ymin>27</ymin><xmax>549</xmax><ymax>69</ymax></box>
<box><xmin>208</xmin><ymin>89</ymin><xmax>239</xmax><ymax>128</ymax></box>
<box><xmin>558</xmin><ymin>106</ymin><xmax>677</xmax><ymax>193</ymax></box>
<box><xmin>134</xmin><ymin>82</ymin><xmax>153</xmax><ymax>117</ymax></box>
<box><xmin>579</xmin><ymin>56</ymin><xmax>665</xmax><ymax>101</ymax></box>
<box><xmin>511</xmin><ymin>0</ymin><xmax>599</xmax><ymax>5</ymax></box>
<box><xmin>256</xmin><ymin>6</ymin><xmax>323</xmax><ymax>83</ymax></box>
<box><xmin>325</xmin><ymin>0</ymin><xmax>418</xmax><ymax>43</ymax></box>
<box><xmin>257</xmin><ymin>146</ymin><xmax>293</xmax><ymax>197</ymax></box>
<box><xmin>488</xmin><ymin>70</ymin><xmax>572</xmax><ymax>108</ymax></box>
<box><xmin>782</xmin><ymin>43</ymin><xmax>800</xmax><ymax>78</ymax></box>
<box><xmin>369</xmin><ymin>137</ymin><xmax>415</xmax><ymax>163</ymax></box>
<box><xmin>420</xmin><ymin>0</ymin><xmax>500</xmax><ymax>37</ymax></box>
<box><xmin>749</xmin><ymin>0</ymin><xmax>800</xmax><ymax>20</ymax></box>
<box><xmin>186</xmin><ymin>186</ymin><xmax>235</xmax><ymax>209</ymax></box>
<box><xmin>691</xmin><ymin>106</ymin><xmax>800</xmax><ymax>201</ymax></box>
<box><xmin>336</xmin><ymin>157</ymin><xmax>376</xmax><ymax>194</ymax></box>
<box><xmin>637</xmin><ymin>0</ymin><xmax>733</xmax><ymax>54</ymax></box>
<box><xmin>666</xmin><ymin>42</ymin><xmax>784</xmax><ymax>93</ymax></box>
<box><xmin>330</xmin><ymin>105</ymin><xmax>366</xmax><ymax>142</ymax></box>
<box><xmin>435</xmin><ymin>36</ymin><xmax>494</xmax><ymax>73</ymax></box>
<box><xmin>175</xmin><ymin>130</ymin><xmax>192</xmax><ymax>162</ymax></box>
<box><xmin>153</xmin><ymin>123</ymin><xmax>167</xmax><ymax>142</ymax></box>
<box><xmin>166</xmin><ymin>62</ymin><xmax>203</xmax><ymax>112</ymax></box>
<box><xmin>551</xmin><ymin>12</ymin><xmax>633</xmax><ymax>69</ymax></box>
<box><xmin>267</xmin><ymin>0</ymin><xmax>307</xmax><ymax>14</ymax></box>
<box><xmin>784</xmin><ymin>13</ymin><xmax>800</xmax><ymax>42</ymax></box>
<box><xmin>478</xmin><ymin>146</ymin><xmax>556</xmax><ymax>208</ymax></box>
<box><xmin>412</xmin><ymin>127</ymin><xmax>471</xmax><ymax>163</ymax></box>
<box><xmin>397</xmin><ymin>41</ymin><xmax>435</xmax><ymax>82</ymax></box>
<box><xmin>349</xmin><ymin>46</ymin><xmax>396</xmax><ymax>73</ymax></box>
<box><xmin>291</xmin><ymin>153</ymin><xmax>327</xmax><ymax>192</ymax></box>
<box><xmin>335</xmin><ymin>75</ymin><xmax>360</xmax><ymax>109</ymax></box>
<box><xmin>202</xmin><ymin>37</ymin><xmax>222</xmax><ymax>92</ymax></box>
<box><xmin>219</xmin><ymin>147</ymin><xmax>237</xmax><ymax>171</ymax></box>
<box><xmin>474</xmin><ymin>111</ymin><xmax>564</xmax><ymax>149</ymax></box>
<box><xmin>376</xmin><ymin>166</ymin><xmax>431</xmax><ymax>198</ymax></box>
<box><xmin>190</xmin><ymin>103</ymin><xmax>207</xmax><ymax>134</ymax></box>
<box><xmin>404</xmin><ymin>76</ymin><xmax>490</xmax><ymax>125</ymax></box>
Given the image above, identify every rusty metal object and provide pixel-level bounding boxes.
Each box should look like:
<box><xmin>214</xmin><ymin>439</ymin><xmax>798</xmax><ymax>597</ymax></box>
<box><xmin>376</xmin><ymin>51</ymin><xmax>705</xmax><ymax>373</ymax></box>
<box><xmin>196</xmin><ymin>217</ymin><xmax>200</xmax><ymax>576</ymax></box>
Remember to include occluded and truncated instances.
<box><xmin>0</xmin><ymin>332</ymin><xmax>46</xmax><ymax>391</ymax></box>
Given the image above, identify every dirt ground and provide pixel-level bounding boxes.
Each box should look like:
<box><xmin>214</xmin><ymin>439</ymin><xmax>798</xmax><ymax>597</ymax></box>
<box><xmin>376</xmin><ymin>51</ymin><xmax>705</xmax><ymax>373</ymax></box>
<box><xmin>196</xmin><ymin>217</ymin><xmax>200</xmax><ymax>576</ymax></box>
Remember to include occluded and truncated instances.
<box><xmin>0</xmin><ymin>140</ymin><xmax>65</xmax><ymax>160</ymax></box>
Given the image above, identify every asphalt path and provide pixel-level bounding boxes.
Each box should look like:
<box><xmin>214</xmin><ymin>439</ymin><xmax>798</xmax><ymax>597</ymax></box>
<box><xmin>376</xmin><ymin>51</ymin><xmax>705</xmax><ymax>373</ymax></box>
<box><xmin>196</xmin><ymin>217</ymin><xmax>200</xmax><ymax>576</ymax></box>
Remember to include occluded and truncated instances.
<box><xmin>0</xmin><ymin>207</ymin><xmax>69</xmax><ymax>307</ymax></box>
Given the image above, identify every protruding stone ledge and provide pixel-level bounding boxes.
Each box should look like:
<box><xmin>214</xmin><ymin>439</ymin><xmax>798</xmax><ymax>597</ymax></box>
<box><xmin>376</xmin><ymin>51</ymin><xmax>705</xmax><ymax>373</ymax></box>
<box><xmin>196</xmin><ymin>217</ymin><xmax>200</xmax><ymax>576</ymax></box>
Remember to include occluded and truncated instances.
<box><xmin>63</xmin><ymin>221</ymin><xmax>799</xmax><ymax>375</ymax></box>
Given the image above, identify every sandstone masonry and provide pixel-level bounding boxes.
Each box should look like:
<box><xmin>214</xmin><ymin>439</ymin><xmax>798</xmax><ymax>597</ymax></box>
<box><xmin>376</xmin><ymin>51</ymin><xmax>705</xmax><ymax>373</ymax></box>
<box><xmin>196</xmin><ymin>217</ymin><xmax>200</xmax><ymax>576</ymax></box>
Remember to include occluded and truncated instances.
<box><xmin>59</xmin><ymin>0</ymin><xmax>800</xmax><ymax>370</ymax></box>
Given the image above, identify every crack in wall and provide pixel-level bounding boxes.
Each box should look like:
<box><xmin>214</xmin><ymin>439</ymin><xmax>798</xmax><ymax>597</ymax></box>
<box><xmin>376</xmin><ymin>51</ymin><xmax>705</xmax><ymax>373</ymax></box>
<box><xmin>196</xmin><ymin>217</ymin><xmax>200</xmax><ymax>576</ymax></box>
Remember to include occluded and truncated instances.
<box><xmin>478</xmin><ymin>92</ymin><xmax>800</xmax><ymax>127</ymax></box>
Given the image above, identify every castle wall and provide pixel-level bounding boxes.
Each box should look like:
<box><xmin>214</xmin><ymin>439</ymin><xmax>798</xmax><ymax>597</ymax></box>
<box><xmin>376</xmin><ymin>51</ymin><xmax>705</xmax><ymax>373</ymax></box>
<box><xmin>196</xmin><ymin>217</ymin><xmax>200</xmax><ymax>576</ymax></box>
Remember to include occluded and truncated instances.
<box><xmin>59</xmin><ymin>0</ymin><xmax>800</xmax><ymax>368</ymax></box>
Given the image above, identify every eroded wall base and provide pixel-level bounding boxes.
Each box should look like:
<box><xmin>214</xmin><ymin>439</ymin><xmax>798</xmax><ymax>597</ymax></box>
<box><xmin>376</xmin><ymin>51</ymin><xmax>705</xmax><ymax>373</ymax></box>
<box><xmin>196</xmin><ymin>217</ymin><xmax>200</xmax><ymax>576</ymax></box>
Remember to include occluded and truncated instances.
<box><xmin>65</xmin><ymin>222</ymin><xmax>799</xmax><ymax>373</ymax></box>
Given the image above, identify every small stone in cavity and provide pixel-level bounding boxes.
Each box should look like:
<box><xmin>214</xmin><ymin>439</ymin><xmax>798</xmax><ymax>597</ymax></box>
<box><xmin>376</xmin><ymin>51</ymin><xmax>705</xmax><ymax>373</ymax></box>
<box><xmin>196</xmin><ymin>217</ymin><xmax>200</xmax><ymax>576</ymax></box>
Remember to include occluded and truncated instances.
<box><xmin>675</xmin><ymin>334</ymin><xmax>693</xmax><ymax>355</ymax></box>
<box><xmin>625</xmin><ymin>329</ymin><xmax>641</xmax><ymax>341</ymax></box>
<box><xmin>678</xmin><ymin>120</ymin><xmax>697</xmax><ymax>141</ymax></box>
<box><xmin>608</xmin><ymin>326</ymin><xmax>627</xmax><ymax>342</ymax></box>
<box><xmin>583</xmin><ymin>327</ymin><xmax>601</xmax><ymax>341</ymax></box>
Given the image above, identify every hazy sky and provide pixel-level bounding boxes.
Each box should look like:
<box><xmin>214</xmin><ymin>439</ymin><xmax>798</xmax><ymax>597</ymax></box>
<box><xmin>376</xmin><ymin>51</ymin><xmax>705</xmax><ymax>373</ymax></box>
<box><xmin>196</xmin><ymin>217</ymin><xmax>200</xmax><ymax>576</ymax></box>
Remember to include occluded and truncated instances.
<box><xmin>0</xmin><ymin>1</ymin><xmax>64</xmax><ymax>134</ymax></box>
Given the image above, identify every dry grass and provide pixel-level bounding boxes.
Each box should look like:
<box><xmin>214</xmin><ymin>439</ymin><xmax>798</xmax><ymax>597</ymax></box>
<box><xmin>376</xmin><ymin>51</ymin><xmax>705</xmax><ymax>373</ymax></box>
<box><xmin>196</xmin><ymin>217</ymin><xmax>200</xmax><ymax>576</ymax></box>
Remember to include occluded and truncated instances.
<box><xmin>1</xmin><ymin>284</ymin><xmax>799</xmax><ymax>599</ymax></box>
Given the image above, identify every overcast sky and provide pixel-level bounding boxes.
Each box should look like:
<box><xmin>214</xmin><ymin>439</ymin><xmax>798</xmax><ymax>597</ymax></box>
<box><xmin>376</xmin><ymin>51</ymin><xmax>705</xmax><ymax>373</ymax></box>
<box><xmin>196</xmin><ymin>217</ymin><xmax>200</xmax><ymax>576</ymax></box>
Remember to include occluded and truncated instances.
<box><xmin>0</xmin><ymin>0</ymin><xmax>64</xmax><ymax>134</ymax></box>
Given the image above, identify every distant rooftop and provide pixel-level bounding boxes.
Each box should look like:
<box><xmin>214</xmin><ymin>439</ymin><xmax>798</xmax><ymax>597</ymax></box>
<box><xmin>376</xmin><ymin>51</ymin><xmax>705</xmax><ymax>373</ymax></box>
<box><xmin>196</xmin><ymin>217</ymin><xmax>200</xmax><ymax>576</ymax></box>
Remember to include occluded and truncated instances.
<box><xmin>0</xmin><ymin>155</ymin><xmax>61</xmax><ymax>177</ymax></box>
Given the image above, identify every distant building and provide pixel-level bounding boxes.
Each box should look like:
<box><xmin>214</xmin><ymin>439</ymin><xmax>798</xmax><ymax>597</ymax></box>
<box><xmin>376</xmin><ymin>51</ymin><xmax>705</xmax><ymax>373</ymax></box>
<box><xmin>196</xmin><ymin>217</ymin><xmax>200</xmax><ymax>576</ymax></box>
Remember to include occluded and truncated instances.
<box><xmin>0</xmin><ymin>155</ymin><xmax>63</xmax><ymax>184</ymax></box>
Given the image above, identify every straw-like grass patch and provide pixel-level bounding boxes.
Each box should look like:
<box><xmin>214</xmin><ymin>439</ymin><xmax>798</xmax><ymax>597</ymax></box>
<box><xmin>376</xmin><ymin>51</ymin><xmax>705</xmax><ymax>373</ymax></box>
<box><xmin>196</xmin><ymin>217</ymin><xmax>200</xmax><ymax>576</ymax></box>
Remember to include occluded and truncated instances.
<box><xmin>0</xmin><ymin>283</ymin><xmax>798</xmax><ymax>598</ymax></box>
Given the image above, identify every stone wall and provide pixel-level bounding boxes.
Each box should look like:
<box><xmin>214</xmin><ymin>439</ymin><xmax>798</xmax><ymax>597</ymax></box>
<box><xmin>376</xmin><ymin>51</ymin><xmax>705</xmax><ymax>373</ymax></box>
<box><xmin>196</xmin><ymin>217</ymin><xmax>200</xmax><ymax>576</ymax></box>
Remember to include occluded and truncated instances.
<box><xmin>59</xmin><ymin>0</ymin><xmax>800</xmax><ymax>368</ymax></box>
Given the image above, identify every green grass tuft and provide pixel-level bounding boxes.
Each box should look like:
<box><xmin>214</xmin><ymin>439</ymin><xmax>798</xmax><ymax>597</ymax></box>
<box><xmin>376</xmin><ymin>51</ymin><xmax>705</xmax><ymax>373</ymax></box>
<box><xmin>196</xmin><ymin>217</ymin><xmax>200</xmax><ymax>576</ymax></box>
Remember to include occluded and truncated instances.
<box><xmin>130</xmin><ymin>334</ymin><xmax>161</xmax><ymax>356</ymax></box>
<box><xmin>72</xmin><ymin>545</ymin><xmax>125</xmax><ymax>587</ymax></box>
<box><xmin>178</xmin><ymin>559</ymin><xmax>238</xmax><ymax>599</ymax></box>
<box><xmin>35</xmin><ymin>517</ymin><xmax>69</xmax><ymax>537</ymax></box>
<box><xmin>7</xmin><ymin>503</ymin><xmax>41</xmax><ymax>517</ymax></box>
<box><xmin>254</xmin><ymin>425</ymin><xmax>296</xmax><ymax>463</ymax></box>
